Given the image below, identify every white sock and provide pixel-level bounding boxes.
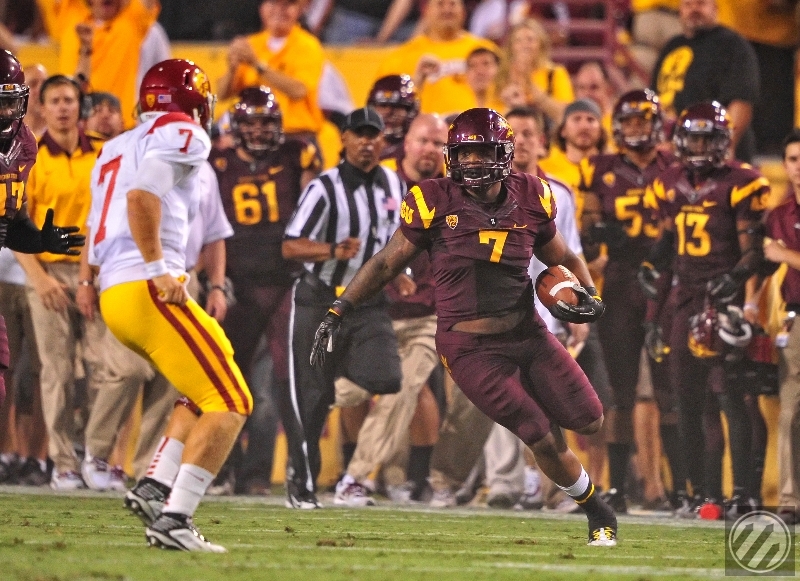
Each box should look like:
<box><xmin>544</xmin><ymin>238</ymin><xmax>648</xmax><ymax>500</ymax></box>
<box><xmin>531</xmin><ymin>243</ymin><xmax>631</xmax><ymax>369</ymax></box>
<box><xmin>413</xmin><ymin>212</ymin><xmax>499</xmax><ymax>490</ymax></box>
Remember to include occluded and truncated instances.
<box><xmin>163</xmin><ymin>464</ymin><xmax>214</xmax><ymax>517</ymax></box>
<box><xmin>37</xmin><ymin>459</ymin><xmax>47</xmax><ymax>472</ymax></box>
<box><xmin>145</xmin><ymin>437</ymin><xmax>184</xmax><ymax>488</ymax></box>
<box><xmin>0</xmin><ymin>453</ymin><xmax>14</xmax><ymax>465</ymax></box>
<box><xmin>557</xmin><ymin>467</ymin><xmax>590</xmax><ymax>498</ymax></box>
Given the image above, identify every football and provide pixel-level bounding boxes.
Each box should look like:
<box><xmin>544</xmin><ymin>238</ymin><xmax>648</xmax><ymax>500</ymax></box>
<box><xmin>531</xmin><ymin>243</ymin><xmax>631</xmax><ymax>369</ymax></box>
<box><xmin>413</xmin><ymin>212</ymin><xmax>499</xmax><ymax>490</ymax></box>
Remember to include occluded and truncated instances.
<box><xmin>535</xmin><ymin>265</ymin><xmax>581</xmax><ymax>309</ymax></box>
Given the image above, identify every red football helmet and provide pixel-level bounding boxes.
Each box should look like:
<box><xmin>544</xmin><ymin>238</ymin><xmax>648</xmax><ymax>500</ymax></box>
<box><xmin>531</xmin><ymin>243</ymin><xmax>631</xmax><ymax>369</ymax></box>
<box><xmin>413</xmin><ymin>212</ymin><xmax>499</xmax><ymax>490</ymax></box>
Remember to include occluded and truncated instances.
<box><xmin>230</xmin><ymin>86</ymin><xmax>283</xmax><ymax>155</ymax></box>
<box><xmin>367</xmin><ymin>75</ymin><xmax>419</xmax><ymax>143</ymax></box>
<box><xmin>673</xmin><ymin>101</ymin><xmax>731</xmax><ymax>171</ymax></box>
<box><xmin>688</xmin><ymin>296</ymin><xmax>752</xmax><ymax>360</ymax></box>
<box><xmin>0</xmin><ymin>50</ymin><xmax>28</xmax><ymax>137</ymax></box>
<box><xmin>445</xmin><ymin>108</ymin><xmax>514</xmax><ymax>188</ymax></box>
<box><xmin>139</xmin><ymin>59</ymin><xmax>215</xmax><ymax>133</ymax></box>
<box><xmin>612</xmin><ymin>89</ymin><xmax>662</xmax><ymax>151</ymax></box>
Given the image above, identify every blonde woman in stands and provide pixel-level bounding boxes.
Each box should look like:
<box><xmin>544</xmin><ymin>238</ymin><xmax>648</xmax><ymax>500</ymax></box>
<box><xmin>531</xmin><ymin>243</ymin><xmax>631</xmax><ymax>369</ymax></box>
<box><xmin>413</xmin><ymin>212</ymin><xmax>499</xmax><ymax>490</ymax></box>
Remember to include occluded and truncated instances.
<box><xmin>495</xmin><ymin>19</ymin><xmax>574</xmax><ymax>128</ymax></box>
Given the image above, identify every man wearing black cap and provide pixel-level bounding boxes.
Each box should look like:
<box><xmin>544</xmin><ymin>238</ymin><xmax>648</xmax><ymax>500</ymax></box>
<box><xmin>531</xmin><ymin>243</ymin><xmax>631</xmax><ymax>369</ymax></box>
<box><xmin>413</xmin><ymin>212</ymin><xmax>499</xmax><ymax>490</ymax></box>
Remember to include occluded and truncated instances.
<box><xmin>281</xmin><ymin>106</ymin><xmax>407</xmax><ymax>508</ymax></box>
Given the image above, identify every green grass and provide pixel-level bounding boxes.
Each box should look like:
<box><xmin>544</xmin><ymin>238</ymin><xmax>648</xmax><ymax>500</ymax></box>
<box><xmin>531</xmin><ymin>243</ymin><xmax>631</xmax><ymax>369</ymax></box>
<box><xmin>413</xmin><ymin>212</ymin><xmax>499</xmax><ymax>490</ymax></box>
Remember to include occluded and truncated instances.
<box><xmin>0</xmin><ymin>491</ymin><xmax>733</xmax><ymax>580</ymax></box>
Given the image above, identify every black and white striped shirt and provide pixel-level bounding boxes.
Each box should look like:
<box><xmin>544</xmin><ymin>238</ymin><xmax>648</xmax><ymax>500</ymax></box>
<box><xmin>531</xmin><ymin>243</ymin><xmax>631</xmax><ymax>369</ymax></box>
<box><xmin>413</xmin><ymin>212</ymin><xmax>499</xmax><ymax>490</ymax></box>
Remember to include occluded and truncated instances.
<box><xmin>284</xmin><ymin>161</ymin><xmax>405</xmax><ymax>288</ymax></box>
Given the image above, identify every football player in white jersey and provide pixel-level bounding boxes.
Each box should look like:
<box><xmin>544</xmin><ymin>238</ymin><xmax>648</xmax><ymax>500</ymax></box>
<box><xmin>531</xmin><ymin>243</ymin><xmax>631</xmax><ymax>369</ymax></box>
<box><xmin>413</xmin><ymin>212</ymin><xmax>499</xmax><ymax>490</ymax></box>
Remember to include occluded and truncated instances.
<box><xmin>86</xmin><ymin>60</ymin><xmax>252</xmax><ymax>553</ymax></box>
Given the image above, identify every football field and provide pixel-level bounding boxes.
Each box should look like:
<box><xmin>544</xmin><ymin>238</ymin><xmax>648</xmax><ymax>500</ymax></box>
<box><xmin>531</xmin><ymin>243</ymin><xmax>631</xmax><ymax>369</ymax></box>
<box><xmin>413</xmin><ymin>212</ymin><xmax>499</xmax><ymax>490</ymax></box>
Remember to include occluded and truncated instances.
<box><xmin>0</xmin><ymin>489</ymin><xmax>736</xmax><ymax>580</ymax></box>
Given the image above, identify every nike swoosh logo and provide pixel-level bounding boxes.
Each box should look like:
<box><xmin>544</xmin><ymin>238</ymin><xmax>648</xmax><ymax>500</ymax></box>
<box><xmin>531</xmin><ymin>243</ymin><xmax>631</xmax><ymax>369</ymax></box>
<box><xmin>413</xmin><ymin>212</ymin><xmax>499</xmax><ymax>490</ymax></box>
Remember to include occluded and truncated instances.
<box><xmin>269</xmin><ymin>166</ymin><xmax>283</xmax><ymax>175</ymax></box>
<box><xmin>18</xmin><ymin>164</ymin><xmax>26</xmax><ymax>172</ymax></box>
<box><xmin>513</xmin><ymin>224</ymin><xmax>527</xmax><ymax>229</ymax></box>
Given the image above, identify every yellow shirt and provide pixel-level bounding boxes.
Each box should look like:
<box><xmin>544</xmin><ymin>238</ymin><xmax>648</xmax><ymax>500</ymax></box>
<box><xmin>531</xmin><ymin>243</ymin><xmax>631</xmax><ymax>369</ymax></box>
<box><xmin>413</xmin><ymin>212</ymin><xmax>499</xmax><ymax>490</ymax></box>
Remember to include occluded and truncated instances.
<box><xmin>717</xmin><ymin>0</ymin><xmax>798</xmax><ymax>47</ymax></box>
<box><xmin>27</xmin><ymin>130</ymin><xmax>99</xmax><ymax>263</ymax></box>
<box><xmin>539</xmin><ymin>146</ymin><xmax>585</xmax><ymax>221</ymax></box>
<box><xmin>377</xmin><ymin>33</ymin><xmax>498</xmax><ymax>116</ymax></box>
<box><xmin>231</xmin><ymin>26</ymin><xmax>325</xmax><ymax>134</ymax></box>
<box><xmin>46</xmin><ymin>0</ymin><xmax>157</xmax><ymax>129</ymax></box>
<box><xmin>630</xmin><ymin>0</ymin><xmax>679</xmax><ymax>12</ymax></box>
<box><xmin>531</xmin><ymin>64</ymin><xmax>574</xmax><ymax>105</ymax></box>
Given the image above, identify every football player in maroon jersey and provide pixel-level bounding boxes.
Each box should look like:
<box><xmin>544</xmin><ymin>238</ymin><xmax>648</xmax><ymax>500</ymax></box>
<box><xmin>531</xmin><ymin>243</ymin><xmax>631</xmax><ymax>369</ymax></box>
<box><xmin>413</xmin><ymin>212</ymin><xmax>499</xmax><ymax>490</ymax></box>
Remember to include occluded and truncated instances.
<box><xmin>312</xmin><ymin>108</ymin><xmax>618</xmax><ymax>546</ymax></box>
<box><xmin>640</xmin><ymin>101</ymin><xmax>769</xmax><ymax>516</ymax></box>
<box><xmin>367</xmin><ymin>74</ymin><xmax>420</xmax><ymax>163</ymax></box>
<box><xmin>209</xmin><ymin>86</ymin><xmax>320</xmax><ymax>494</ymax></box>
<box><xmin>0</xmin><ymin>50</ymin><xmax>85</xmax><ymax>407</ymax></box>
<box><xmin>579</xmin><ymin>89</ymin><xmax>679</xmax><ymax>512</ymax></box>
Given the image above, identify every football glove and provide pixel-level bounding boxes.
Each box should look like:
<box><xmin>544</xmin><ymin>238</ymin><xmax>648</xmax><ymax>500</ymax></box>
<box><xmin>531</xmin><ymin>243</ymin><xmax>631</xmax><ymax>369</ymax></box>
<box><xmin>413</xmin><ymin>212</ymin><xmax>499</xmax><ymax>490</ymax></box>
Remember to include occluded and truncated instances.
<box><xmin>310</xmin><ymin>299</ymin><xmax>353</xmax><ymax>367</ymax></box>
<box><xmin>41</xmin><ymin>209</ymin><xmax>85</xmax><ymax>256</ymax></box>
<box><xmin>589</xmin><ymin>221</ymin><xmax>628</xmax><ymax>251</ymax></box>
<box><xmin>706</xmin><ymin>272</ymin><xmax>741</xmax><ymax>305</ymax></box>
<box><xmin>637</xmin><ymin>262</ymin><xmax>661</xmax><ymax>300</ymax></box>
<box><xmin>643</xmin><ymin>321</ymin><xmax>670</xmax><ymax>363</ymax></box>
<box><xmin>549</xmin><ymin>285</ymin><xmax>606</xmax><ymax>324</ymax></box>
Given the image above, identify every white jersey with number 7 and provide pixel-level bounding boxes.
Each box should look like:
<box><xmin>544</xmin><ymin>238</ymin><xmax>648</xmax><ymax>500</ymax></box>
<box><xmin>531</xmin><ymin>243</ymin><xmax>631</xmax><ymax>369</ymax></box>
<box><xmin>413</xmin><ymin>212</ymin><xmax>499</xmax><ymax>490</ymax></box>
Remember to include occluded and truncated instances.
<box><xmin>88</xmin><ymin>111</ymin><xmax>211</xmax><ymax>292</ymax></box>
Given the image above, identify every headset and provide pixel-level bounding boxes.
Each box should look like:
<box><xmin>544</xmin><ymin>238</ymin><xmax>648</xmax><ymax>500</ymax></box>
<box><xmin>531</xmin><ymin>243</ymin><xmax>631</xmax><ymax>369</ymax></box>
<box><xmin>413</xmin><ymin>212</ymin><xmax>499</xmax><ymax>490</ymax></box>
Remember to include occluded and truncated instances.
<box><xmin>39</xmin><ymin>74</ymin><xmax>93</xmax><ymax>120</ymax></box>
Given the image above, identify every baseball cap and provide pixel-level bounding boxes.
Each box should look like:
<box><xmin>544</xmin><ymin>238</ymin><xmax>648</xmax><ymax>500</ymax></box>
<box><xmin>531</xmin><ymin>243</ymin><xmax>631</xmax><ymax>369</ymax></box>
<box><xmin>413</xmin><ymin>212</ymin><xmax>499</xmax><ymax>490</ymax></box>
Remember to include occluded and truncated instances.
<box><xmin>87</xmin><ymin>92</ymin><xmax>121</xmax><ymax>112</ymax></box>
<box><xmin>563</xmin><ymin>98</ymin><xmax>602</xmax><ymax>121</ymax></box>
<box><xmin>343</xmin><ymin>106</ymin><xmax>385</xmax><ymax>132</ymax></box>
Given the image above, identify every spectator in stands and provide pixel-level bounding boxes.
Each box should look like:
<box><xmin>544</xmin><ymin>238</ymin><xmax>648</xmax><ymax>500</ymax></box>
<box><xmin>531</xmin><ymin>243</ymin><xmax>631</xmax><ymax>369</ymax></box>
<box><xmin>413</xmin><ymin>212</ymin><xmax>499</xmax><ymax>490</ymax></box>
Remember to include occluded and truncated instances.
<box><xmin>717</xmin><ymin>0</ymin><xmax>798</xmax><ymax>156</ymax></box>
<box><xmin>651</xmin><ymin>0</ymin><xmax>759</xmax><ymax>161</ymax></box>
<box><xmin>22</xmin><ymin>64</ymin><xmax>47</xmax><ymax>138</ymax></box>
<box><xmin>38</xmin><ymin>0</ymin><xmax>159</xmax><ymax>129</ymax></box>
<box><xmin>218</xmin><ymin>0</ymin><xmax>325</xmax><ymax>140</ymax></box>
<box><xmin>495</xmin><ymin>19</ymin><xmax>574</xmax><ymax>129</ymax></box>
<box><xmin>84</xmin><ymin>92</ymin><xmax>123</xmax><ymax>141</ymax></box>
<box><xmin>573</xmin><ymin>61</ymin><xmax>616</xmax><ymax>147</ymax></box>
<box><xmin>465</xmin><ymin>47</ymin><xmax>504</xmax><ymax>111</ymax></box>
<box><xmin>629</xmin><ymin>0</ymin><xmax>681</xmax><ymax>75</ymax></box>
<box><xmin>321</xmin><ymin>0</ymin><xmax>419</xmax><ymax>45</ymax></box>
<box><xmin>763</xmin><ymin>129</ymin><xmax>800</xmax><ymax>525</ymax></box>
<box><xmin>376</xmin><ymin>0</ymin><xmax>497</xmax><ymax>116</ymax></box>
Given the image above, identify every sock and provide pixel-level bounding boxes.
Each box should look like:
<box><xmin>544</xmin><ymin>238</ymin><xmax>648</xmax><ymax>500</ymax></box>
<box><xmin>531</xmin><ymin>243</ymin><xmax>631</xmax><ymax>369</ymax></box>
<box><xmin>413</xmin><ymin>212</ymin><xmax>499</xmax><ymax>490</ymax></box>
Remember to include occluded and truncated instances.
<box><xmin>342</xmin><ymin>443</ymin><xmax>357</xmax><ymax>470</ymax></box>
<box><xmin>145</xmin><ymin>437</ymin><xmax>184</xmax><ymax>488</ymax></box>
<box><xmin>36</xmin><ymin>458</ymin><xmax>47</xmax><ymax>473</ymax></box>
<box><xmin>407</xmin><ymin>445</ymin><xmax>433</xmax><ymax>494</ymax></box>
<box><xmin>607</xmin><ymin>443</ymin><xmax>630</xmax><ymax>494</ymax></box>
<box><xmin>558</xmin><ymin>467</ymin><xmax>591</xmax><ymax>500</ymax></box>
<box><xmin>162</xmin><ymin>464</ymin><xmax>214</xmax><ymax>517</ymax></box>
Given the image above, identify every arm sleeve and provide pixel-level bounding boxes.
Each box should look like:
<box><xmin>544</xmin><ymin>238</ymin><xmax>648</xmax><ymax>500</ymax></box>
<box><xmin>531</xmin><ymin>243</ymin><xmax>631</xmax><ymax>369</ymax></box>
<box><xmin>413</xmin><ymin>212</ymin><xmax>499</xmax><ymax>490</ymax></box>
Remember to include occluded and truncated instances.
<box><xmin>284</xmin><ymin>180</ymin><xmax>330</xmax><ymax>241</ymax></box>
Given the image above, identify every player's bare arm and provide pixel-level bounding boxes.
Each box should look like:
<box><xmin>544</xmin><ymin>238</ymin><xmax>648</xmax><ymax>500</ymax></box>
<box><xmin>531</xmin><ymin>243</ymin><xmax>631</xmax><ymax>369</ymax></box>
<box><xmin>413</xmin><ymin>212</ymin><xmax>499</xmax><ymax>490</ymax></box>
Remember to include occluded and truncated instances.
<box><xmin>310</xmin><ymin>229</ymin><xmax>421</xmax><ymax>366</ymax></box>
<box><xmin>534</xmin><ymin>230</ymin><xmax>596</xmax><ymax>291</ymax></box>
<box><xmin>76</xmin><ymin>226</ymin><xmax>98</xmax><ymax>321</ymax></box>
<box><xmin>127</xmin><ymin>188</ymin><xmax>188</xmax><ymax>305</ymax></box>
<box><xmin>282</xmin><ymin>236</ymin><xmax>362</xmax><ymax>262</ymax></box>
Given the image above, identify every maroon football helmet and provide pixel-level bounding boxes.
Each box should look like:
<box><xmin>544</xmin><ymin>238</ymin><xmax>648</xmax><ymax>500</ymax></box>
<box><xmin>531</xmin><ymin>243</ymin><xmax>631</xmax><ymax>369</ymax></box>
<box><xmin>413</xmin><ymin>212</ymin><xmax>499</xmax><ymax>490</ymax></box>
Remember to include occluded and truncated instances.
<box><xmin>445</xmin><ymin>108</ymin><xmax>514</xmax><ymax>188</ymax></box>
<box><xmin>230</xmin><ymin>86</ymin><xmax>283</xmax><ymax>156</ymax></box>
<box><xmin>612</xmin><ymin>89</ymin><xmax>662</xmax><ymax>151</ymax></box>
<box><xmin>367</xmin><ymin>75</ymin><xmax>419</xmax><ymax>143</ymax></box>
<box><xmin>674</xmin><ymin>101</ymin><xmax>731</xmax><ymax>171</ymax></box>
<box><xmin>0</xmin><ymin>50</ymin><xmax>28</xmax><ymax>138</ymax></box>
<box><xmin>688</xmin><ymin>296</ymin><xmax>752</xmax><ymax>360</ymax></box>
<box><xmin>139</xmin><ymin>59</ymin><xmax>215</xmax><ymax>133</ymax></box>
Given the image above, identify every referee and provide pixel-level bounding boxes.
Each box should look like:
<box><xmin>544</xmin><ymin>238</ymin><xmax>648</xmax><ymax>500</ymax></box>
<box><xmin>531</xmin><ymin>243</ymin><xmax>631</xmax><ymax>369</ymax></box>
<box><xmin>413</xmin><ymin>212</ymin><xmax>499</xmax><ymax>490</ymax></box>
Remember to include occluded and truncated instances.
<box><xmin>281</xmin><ymin>107</ymin><xmax>406</xmax><ymax>509</ymax></box>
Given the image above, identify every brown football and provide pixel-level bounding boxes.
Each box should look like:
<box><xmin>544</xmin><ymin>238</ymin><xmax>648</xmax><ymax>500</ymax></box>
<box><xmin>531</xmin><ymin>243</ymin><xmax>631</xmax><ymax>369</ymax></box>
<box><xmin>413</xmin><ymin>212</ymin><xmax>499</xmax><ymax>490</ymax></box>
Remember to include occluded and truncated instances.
<box><xmin>535</xmin><ymin>265</ymin><xmax>580</xmax><ymax>308</ymax></box>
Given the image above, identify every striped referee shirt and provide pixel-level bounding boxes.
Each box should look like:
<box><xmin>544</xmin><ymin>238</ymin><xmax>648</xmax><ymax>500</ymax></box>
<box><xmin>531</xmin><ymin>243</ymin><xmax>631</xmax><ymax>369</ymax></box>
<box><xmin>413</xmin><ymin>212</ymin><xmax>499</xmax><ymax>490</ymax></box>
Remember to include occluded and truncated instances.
<box><xmin>284</xmin><ymin>160</ymin><xmax>405</xmax><ymax>288</ymax></box>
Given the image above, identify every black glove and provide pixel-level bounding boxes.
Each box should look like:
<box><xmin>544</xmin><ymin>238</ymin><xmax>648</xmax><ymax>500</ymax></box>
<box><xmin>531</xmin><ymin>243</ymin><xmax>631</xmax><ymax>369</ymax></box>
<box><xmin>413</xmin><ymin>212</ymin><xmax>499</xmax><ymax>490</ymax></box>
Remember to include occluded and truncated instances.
<box><xmin>41</xmin><ymin>209</ymin><xmax>85</xmax><ymax>255</ymax></box>
<box><xmin>643</xmin><ymin>321</ymin><xmax>670</xmax><ymax>363</ymax></box>
<box><xmin>549</xmin><ymin>285</ymin><xmax>606</xmax><ymax>324</ymax></box>
<box><xmin>310</xmin><ymin>299</ymin><xmax>353</xmax><ymax>367</ymax></box>
<box><xmin>637</xmin><ymin>262</ymin><xmax>661</xmax><ymax>301</ymax></box>
<box><xmin>589</xmin><ymin>221</ymin><xmax>628</xmax><ymax>251</ymax></box>
<box><xmin>706</xmin><ymin>272</ymin><xmax>741</xmax><ymax>304</ymax></box>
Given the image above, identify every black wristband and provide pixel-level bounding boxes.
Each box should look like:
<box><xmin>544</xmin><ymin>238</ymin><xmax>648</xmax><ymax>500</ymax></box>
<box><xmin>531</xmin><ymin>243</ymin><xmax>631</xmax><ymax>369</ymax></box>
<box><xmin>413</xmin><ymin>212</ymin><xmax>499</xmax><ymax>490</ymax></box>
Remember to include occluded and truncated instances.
<box><xmin>330</xmin><ymin>242</ymin><xmax>337</xmax><ymax>258</ymax></box>
<box><xmin>329</xmin><ymin>298</ymin><xmax>353</xmax><ymax>318</ymax></box>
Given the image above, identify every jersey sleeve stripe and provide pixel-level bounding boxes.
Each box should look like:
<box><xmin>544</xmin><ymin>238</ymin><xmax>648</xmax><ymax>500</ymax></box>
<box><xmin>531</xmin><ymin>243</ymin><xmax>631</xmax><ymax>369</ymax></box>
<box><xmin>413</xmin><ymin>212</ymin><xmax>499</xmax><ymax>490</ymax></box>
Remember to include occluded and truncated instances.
<box><xmin>731</xmin><ymin>177</ymin><xmax>770</xmax><ymax>208</ymax></box>
<box><xmin>145</xmin><ymin>112</ymin><xmax>196</xmax><ymax>134</ymax></box>
<box><xmin>177</xmin><ymin>303</ymin><xmax>251</xmax><ymax>415</ymax></box>
<box><xmin>146</xmin><ymin>282</ymin><xmax>239</xmax><ymax>413</ymax></box>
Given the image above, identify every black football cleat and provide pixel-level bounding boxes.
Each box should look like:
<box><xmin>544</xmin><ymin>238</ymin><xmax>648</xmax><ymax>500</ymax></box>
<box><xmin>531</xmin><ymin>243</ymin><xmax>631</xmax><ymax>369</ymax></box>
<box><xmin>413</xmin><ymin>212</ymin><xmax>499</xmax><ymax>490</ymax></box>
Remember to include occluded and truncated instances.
<box><xmin>125</xmin><ymin>477</ymin><xmax>171</xmax><ymax>526</ymax></box>
<box><xmin>146</xmin><ymin>512</ymin><xmax>226</xmax><ymax>553</ymax></box>
<box><xmin>586</xmin><ymin>493</ymin><xmax>618</xmax><ymax>547</ymax></box>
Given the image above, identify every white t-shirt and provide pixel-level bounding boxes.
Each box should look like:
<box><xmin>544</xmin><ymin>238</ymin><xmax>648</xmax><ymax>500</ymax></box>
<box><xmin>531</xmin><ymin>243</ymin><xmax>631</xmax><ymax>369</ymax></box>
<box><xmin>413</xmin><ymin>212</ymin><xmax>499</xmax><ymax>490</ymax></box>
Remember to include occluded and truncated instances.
<box><xmin>528</xmin><ymin>172</ymin><xmax>583</xmax><ymax>334</ymax></box>
<box><xmin>88</xmin><ymin>112</ymin><xmax>211</xmax><ymax>291</ymax></box>
<box><xmin>0</xmin><ymin>248</ymin><xmax>26</xmax><ymax>286</ymax></box>
<box><xmin>185</xmin><ymin>161</ymin><xmax>234</xmax><ymax>271</ymax></box>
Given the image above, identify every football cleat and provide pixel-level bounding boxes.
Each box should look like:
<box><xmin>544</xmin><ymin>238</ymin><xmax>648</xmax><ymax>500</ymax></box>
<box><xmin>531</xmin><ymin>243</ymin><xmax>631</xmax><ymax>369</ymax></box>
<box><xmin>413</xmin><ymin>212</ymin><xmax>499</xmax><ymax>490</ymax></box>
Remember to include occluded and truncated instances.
<box><xmin>50</xmin><ymin>470</ymin><xmax>86</xmax><ymax>491</ymax></box>
<box><xmin>108</xmin><ymin>466</ymin><xmax>129</xmax><ymax>492</ymax></box>
<box><xmin>429</xmin><ymin>488</ymin><xmax>456</xmax><ymax>508</ymax></box>
<box><xmin>125</xmin><ymin>477</ymin><xmax>170</xmax><ymax>526</ymax></box>
<box><xmin>589</xmin><ymin>526</ymin><xmax>618</xmax><ymax>547</ymax></box>
<box><xmin>334</xmin><ymin>477</ymin><xmax>375</xmax><ymax>507</ymax></box>
<box><xmin>486</xmin><ymin>490</ymin><xmax>516</xmax><ymax>509</ymax></box>
<box><xmin>146</xmin><ymin>512</ymin><xmax>226</xmax><ymax>553</ymax></box>
<box><xmin>285</xmin><ymin>480</ymin><xmax>321</xmax><ymax>509</ymax></box>
<box><xmin>81</xmin><ymin>454</ymin><xmax>112</xmax><ymax>491</ymax></box>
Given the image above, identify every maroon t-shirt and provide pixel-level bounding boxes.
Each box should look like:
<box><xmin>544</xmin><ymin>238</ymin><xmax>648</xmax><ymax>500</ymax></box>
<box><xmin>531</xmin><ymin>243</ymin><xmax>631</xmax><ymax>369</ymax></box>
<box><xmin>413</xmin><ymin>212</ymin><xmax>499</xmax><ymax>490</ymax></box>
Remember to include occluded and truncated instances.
<box><xmin>400</xmin><ymin>172</ymin><xmax>557</xmax><ymax>330</ymax></box>
<box><xmin>649</xmin><ymin>161</ymin><xmax>769</xmax><ymax>296</ymax></box>
<box><xmin>209</xmin><ymin>139</ymin><xmax>319</xmax><ymax>286</ymax></box>
<box><xmin>766</xmin><ymin>191</ymin><xmax>800</xmax><ymax>305</ymax></box>
<box><xmin>581</xmin><ymin>150</ymin><xmax>675</xmax><ymax>265</ymax></box>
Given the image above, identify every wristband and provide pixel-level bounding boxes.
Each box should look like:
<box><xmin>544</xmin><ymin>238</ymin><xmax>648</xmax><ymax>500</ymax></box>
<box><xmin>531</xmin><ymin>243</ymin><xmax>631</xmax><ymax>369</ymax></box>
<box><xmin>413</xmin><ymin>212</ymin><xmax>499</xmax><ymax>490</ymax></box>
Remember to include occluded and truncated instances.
<box><xmin>329</xmin><ymin>298</ymin><xmax>353</xmax><ymax>318</ymax></box>
<box><xmin>144</xmin><ymin>259</ymin><xmax>169</xmax><ymax>279</ymax></box>
<box><xmin>77</xmin><ymin>279</ymin><xmax>93</xmax><ymax>287</ymax></box>
<box><xmin>209</xmin><ymin>284</ymin><xmax>225</xmax><ymax>293</ymax></box>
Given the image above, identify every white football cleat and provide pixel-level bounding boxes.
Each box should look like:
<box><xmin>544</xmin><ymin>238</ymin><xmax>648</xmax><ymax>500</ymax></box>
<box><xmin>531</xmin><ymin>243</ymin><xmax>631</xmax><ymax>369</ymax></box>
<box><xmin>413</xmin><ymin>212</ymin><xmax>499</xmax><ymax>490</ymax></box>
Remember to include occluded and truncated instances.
<box><xmin>146</xmin><ymin>513</ymin><xmax>226</xmax><ymax>553</ymax></box>
<box><xmin>82</xmin><ymin>454</ymin><xmax>111</xmax><ymax>491</ymax></box>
